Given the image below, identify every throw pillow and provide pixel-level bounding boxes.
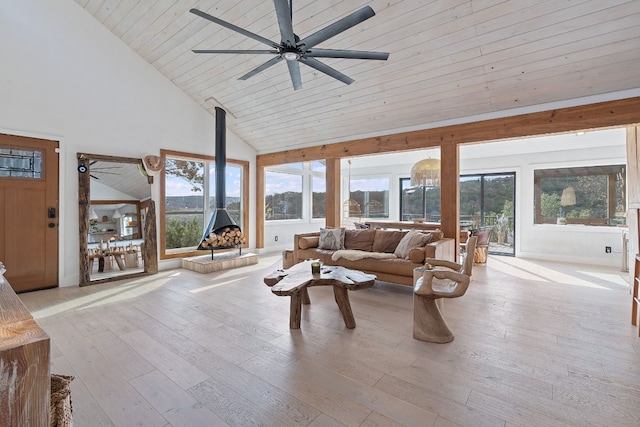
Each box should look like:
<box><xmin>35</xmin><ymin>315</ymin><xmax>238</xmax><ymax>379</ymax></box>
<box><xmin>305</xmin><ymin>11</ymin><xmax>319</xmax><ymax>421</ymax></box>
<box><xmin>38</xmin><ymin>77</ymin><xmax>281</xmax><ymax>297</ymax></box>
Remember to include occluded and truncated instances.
<box><xmin>371</xmin><ymin>230</ymin><xmax>406</xmax><ymax>253</ymax></box>
<box><xmin>318</xmin><ymin>227</ymin><xmax>345</xmax><ymax>250</ymax></box>
<box><xmin>393</xmin><ymin>230</ymin><xmax>420</xmax><ymax>258</ymax></box>
<box><xmin>394</xmin><ymin>230</ymin><xmax>433</xmax><ymax>259</ymax></box>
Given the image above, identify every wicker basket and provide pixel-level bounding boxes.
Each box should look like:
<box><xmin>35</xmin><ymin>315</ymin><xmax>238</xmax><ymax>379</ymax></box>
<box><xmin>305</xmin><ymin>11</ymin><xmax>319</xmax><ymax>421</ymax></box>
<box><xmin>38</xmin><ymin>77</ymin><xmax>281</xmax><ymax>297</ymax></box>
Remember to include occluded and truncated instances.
<box><xmin>50</xmin><ymin>374</ymin><xmax>74</xmax><ymax>427</ymax></box>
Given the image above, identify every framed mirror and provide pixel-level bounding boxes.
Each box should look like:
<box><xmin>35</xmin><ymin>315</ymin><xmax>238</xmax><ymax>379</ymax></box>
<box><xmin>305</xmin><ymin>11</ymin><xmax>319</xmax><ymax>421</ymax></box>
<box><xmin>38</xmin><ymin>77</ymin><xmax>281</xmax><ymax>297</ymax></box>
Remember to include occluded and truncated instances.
<box><xmin>78</xmin><ymin>153</ymin><xmax>158</xmax><ymax>286</ymax></box>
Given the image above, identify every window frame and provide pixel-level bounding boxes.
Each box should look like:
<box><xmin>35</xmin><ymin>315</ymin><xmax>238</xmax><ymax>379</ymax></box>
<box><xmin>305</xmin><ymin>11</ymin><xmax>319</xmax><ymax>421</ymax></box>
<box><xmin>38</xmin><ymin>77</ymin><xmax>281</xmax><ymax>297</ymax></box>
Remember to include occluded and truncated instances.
<box><xmin>533</xmin><ymin>164</ymin><xmax>626</xmax><ymax>226</ymax></box>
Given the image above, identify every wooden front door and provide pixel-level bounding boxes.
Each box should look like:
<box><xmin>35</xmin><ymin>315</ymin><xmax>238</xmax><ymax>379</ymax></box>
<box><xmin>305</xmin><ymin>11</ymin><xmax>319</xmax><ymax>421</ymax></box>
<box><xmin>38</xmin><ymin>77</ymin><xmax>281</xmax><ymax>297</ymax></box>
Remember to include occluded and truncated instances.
<box><xmin>0</xmin><ymin>133</ymin><xmax>59</xmax><ymax>292</ymax></box>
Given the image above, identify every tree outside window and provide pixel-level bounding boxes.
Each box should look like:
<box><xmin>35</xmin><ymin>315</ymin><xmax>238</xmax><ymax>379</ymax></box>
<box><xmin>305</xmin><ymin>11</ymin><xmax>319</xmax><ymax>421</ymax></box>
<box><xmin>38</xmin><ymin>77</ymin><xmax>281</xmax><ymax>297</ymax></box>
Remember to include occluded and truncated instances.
<box><xmin>164</xmin><ymin>158</ymin><xmax>205</xmax><ymax>250</ymax></box>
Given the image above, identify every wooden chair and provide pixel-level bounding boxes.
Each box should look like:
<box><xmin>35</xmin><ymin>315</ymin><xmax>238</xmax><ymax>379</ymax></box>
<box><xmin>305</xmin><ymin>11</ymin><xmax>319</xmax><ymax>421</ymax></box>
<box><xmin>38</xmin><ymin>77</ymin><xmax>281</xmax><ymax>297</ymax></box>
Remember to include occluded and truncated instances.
<box><xmin>413</xmin><ymin>236</ymin><xmax>477</xmax><ymax>343</ymax></box>
<box><xmin>470</xmin><ymin>226</ymin><xmax>493</xmax><ymax>264</ymax></box>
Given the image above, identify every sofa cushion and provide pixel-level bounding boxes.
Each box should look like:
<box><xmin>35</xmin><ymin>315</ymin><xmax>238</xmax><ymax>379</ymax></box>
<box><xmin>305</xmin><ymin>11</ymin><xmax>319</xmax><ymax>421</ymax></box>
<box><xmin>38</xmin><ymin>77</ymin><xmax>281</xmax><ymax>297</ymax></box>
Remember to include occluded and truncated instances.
<box><xmin>298</xmin><ymin>236</ymin><xmax>319</xmax><ymax>249</ymax></box>
<box><xmin>326</xmin><ymin>255</ymin><xmax>420</xmax><ymax>277</ymax></box>
<box><xmin>394</xmin><ymin>230</ymin><xmax>433</xmax><ymax>259</ymax></box>
<box><xmin>371</xmin><ymin>230</ymin><xmax>406</xmax><ymax>253</ymax></box>
<box><xmin>296</xmin><ymin>248</ymin><xmax>334</xmax><ymax>265</ymax></box>
<box><xmin>319</xmin><ymin>227</ymin><xmax>345</xmax><ymax>250</ymax></box>
<box><xmin>344</xmin><ymin>229</ymin><xmax>376</xmax><ymax>251</ymax></box>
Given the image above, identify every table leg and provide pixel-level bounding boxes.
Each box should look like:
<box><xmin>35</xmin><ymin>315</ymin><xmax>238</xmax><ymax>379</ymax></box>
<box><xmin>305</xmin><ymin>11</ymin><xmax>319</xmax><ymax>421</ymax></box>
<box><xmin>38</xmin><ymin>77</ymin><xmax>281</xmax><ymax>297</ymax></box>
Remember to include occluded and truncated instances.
<box><xmin>333</xmin><ymin>285</ymin><xmax>356</xmax><ymax>329</ymax></box>
<box><xmin>289</xmin><ymin>291</ymin><xmax>302</xmax><ymax>329</ymax></box>
<box><xmin>112</xmin><ymin>254</ymin><xmax>125</xmax><ymax>271</ymax></box>
<box><xmin>301</xmin><ymin>286</ymin><xmax>310</xmax><ymax>305</ymax></box>
<box><xmin>98</xmin><ymin>257</ymin><xmax>105</xmax><ymax>272</ymax></box>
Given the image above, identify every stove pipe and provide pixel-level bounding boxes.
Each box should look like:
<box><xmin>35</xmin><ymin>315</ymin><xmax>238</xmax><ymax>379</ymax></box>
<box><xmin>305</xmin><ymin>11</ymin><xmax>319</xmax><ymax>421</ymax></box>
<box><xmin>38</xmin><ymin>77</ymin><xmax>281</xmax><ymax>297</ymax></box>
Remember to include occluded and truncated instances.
<box><xmin>197</xmin><ymin>107</ymin><xmax>241</xmax><ymax>251</ymax></box>
<box><xmin>214</xmin><ymin>106</ymin><xmax>226</xmax><ymax>209</ymax></box>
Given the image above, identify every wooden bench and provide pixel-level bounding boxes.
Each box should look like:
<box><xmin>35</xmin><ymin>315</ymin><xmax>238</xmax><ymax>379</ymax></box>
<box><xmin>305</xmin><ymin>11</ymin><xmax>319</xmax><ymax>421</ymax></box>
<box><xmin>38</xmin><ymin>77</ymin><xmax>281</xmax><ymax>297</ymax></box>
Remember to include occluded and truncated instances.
<box><xmin>264</xmin><ymin>261</ymin><xmax>376</xmax><ymax>329</ymax></box>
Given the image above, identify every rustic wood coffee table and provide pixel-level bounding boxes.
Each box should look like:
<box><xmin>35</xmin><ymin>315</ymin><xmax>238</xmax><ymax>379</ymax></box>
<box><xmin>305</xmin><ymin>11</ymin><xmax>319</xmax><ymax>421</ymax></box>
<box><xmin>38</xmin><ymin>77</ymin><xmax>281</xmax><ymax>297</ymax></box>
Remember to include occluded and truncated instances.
<box><xmin>264</xmin><ymin>260</ymin><xmax>376</xmax><ymax>329</ymax></box>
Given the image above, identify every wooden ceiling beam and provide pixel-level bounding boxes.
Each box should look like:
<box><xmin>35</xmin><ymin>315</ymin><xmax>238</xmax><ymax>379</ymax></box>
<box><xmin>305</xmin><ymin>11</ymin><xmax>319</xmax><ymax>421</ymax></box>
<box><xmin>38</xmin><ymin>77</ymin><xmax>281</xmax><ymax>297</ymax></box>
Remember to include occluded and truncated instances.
<box><xmin>257</xmin><ymin>96</ymin><xmax>640</xmax><ymax>167</ymax></box>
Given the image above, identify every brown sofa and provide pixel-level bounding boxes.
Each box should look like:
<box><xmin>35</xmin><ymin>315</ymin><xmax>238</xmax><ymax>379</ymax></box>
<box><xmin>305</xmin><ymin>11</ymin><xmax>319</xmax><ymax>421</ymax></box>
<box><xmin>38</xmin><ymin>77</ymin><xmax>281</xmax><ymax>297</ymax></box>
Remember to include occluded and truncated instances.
<box><xmin>292</xmin><ymin>228</ymin><xmax>455</xmax><ymax>286</ymax></box>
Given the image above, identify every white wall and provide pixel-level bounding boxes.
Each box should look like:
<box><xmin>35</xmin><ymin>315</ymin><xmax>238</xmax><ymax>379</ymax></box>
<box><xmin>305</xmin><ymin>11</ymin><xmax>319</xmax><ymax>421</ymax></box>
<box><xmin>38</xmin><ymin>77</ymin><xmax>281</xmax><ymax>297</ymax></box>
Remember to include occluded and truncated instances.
<box><xmin>317</xmin><ymin>129</ymin><xmax>626</xmax><ymax>268</ymax></box>
<box><xmin>461</xmin><ymin>129</ymin><xmax>627</xmax><ymax>267</ymax></box>
<box><xmin>0</xmin><ymin>1</ymin><xmax>257</xmax><ymax>286</ymax></box>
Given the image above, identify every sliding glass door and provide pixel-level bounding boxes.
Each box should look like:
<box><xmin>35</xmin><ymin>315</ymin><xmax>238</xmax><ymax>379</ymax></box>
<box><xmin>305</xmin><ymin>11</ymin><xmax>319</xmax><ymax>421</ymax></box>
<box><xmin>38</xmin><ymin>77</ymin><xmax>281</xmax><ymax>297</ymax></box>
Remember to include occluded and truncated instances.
<box><xmin>460</xmin><ymin>173</ymin><xmax>515</xmax><ymax>256</ymax></box>
<box><xmin>400</xmin><ymin>173</ymin><xmax>515</xmax><ymax>256</ymax></box>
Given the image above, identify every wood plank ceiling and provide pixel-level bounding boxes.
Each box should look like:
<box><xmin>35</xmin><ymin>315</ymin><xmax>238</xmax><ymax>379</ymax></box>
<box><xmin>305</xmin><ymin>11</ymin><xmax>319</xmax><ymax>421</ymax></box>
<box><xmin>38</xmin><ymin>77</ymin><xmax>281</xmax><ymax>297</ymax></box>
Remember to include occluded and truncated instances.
<box><xmin>74</xmin><ymin>0</ymin><xmax>640</xmax><ymax>154</ymax></box>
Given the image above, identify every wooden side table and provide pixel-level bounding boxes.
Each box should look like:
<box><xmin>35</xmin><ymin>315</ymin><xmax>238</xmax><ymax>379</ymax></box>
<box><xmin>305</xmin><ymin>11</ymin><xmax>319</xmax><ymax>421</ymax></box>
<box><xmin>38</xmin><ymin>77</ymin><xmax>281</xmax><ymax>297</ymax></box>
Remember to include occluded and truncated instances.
<box><xmin>264</xmin><ymin>261</ymin><xmax>376</xmax><ymax>329</ymax></box>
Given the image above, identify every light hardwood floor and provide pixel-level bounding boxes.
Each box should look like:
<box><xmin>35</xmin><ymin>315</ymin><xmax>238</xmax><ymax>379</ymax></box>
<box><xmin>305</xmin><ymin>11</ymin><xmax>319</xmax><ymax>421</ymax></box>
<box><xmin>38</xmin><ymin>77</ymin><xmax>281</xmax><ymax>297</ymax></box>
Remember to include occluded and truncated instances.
<box><xmin>19</xmin><ymin>253</ymin><xmax>640</xmax><ymax>427</ymax></box>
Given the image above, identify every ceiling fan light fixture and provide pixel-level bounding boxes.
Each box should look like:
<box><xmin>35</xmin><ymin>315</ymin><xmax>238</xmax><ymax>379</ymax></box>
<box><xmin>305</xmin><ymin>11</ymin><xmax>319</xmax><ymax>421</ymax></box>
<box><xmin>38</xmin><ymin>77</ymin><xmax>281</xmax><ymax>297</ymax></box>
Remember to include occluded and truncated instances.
<box><xmin>282</xmin><ymin>51</ymin><xmax>300</xmax><ymax>61</ymax></box>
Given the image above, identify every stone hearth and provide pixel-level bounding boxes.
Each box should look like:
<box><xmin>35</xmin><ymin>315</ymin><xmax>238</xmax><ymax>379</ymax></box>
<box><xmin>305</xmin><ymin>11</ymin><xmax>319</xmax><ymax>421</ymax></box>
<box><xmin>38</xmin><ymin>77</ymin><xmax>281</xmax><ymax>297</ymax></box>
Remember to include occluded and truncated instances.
<box><xmin>182</xmin><ymin>251</ymin><xmax>259</xmax><ymax>274</ymax></box>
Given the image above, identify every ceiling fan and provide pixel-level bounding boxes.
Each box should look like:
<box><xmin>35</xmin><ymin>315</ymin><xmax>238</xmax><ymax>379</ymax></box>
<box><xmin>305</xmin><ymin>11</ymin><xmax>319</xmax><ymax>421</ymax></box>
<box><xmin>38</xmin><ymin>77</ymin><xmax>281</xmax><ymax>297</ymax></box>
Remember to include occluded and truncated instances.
<box><xmin>190</xmin><ymin>0</ymin><xmax>389</xmax><ymax>90</ymax></box>
<box><xmin>89</xmin><ymin>161</ymin><xmax>121</xmax><ymax>180</ymax></box>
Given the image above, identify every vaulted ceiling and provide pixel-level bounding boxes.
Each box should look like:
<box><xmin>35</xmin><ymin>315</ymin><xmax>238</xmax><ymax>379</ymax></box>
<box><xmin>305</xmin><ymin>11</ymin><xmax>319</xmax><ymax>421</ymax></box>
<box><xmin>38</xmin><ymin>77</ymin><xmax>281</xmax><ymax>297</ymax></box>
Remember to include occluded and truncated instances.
<box><xmin>74</xmin><ymin>0</ymin><xmax>640</xmax><ymax>154</ymax></box>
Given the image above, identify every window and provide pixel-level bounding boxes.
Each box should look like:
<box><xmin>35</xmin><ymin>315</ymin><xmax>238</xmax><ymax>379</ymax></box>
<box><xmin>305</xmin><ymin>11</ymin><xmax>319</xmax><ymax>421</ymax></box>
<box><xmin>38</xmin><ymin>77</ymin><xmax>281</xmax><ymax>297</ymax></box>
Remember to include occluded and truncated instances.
<box><xmin>399</xmin><ymin>178</ymin><xmax>440</xmax><ymax>221</ymax></box>
<box><xmin>350</xmin><ymin>177</ymin><xmax>390</xmax><ymax>218</ymax></box>
<box><xmin>164</xmin><ymin>157</ymin><xmax>205</xmax><ymax>251</ymax></box>
<box><xmin>534</xmin><ymin>165</ymin><xmax>625</xmax><ymax>226</ymax></box>
<box><xmin>209</xmin><ymin>162</ymin><xmax>244</xmax><ymax>225</ymax></box>
<box><xmin>311</xmin><ymin>161</ymin><xmax>326</xmax><ymax>219</ymax></box>
<box><xmin>265</xmin><ymin>170</ymin><xmax>303</xmax><ymax>220</ymax></box>
<box><xmin>265</xmin><ymin>161</ymin><xmax>325</xmax><ymax>221</ymax></box>
<box><xmin>160</xmin><ymin>150</ymin><xmax>248</xmax><ymax>258</ymax></box>
<box><xmin>0</xmin><ymin>147</ymin><xmax>42</xmax><ymax>178</ymax></box>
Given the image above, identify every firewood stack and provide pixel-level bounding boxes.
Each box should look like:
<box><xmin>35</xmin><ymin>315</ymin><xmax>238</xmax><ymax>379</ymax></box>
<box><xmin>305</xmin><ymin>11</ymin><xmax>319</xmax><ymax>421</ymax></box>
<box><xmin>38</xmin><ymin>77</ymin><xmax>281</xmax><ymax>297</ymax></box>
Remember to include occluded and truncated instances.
<box><xmin>200</xmin><ymin>227</ymin><xmax>246</xmax><ymax>248</ymax></box>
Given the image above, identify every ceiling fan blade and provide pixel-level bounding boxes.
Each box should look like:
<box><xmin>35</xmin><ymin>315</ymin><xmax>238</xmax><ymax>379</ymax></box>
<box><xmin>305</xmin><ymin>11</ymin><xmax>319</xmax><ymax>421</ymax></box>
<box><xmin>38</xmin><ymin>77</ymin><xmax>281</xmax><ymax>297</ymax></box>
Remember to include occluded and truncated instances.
<box><xmin>238</xmin><ymin>56</ymin><xmax>283</xmax><ymax>80</ymax></box>
<box><xmin>193</xmin><ymin>49</ymin><xmax>277</xmax><ymax>54</ymax></box>
<box><xmin>286</xmin><ymin>60</ymin><xmax>302</xmax><ymax>90</ymax></box>
<box><xmin>273</xmin><ymin>0</ymin><xmax>296</xmax><ymax>46</ymax></box>
<box><xmin>298</xmin><ymin>6</ymin><xmax>376</xmax><ymax>49</ymax></box>
<box><xmin>190</xmin><ymin>8</ymin><xmax>278</xmax><ymax>48</ymax></box>
<box><xmin>299</xmin><ymin>57</ymin><xmax>354</xmax><ymax>85</ymax></box>
<box><xmin>305</xmin><ymin>48</ymin><xmax>389</xmax><ymax>60</ymax></box>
